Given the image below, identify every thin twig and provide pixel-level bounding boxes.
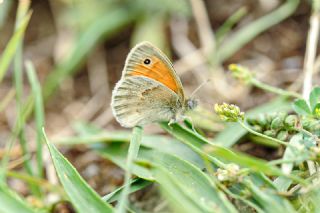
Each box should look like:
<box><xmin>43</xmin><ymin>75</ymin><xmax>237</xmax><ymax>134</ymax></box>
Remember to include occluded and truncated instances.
<box><xmin>302</xmin><ymin>4</ymin><xmax>320</xmax><ymax>99</ymax></box>
<box><xmin>302</xmin><ymin>0</ymin><xmax>320</xmax><ymax>175</ymax></box>
<box><xmin>190</xmin><ymin>0</ymin><xmax>215</xmax><ymax>54</ymax></box>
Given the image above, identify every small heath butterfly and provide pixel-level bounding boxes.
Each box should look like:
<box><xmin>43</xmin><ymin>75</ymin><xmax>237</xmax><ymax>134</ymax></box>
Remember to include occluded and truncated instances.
<box><xmin>111</xmin><ymin>41</ymin><xmax>197</xmax><ymax>128</ymax></box>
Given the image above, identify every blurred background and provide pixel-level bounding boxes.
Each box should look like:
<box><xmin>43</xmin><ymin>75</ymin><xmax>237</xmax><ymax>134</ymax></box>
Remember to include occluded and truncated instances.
<box><xmin>0</xmin><ymin>0</ymin><xmax>316</xmax><ymax>211</ymax></box>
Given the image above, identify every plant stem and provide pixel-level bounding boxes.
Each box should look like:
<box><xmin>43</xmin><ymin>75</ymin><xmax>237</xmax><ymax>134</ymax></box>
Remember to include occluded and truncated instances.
<box><xmin>250</xmin><ymin>78</ymin><xmax>302</xmax><ymax>99</ymax></box>
<box><xmin>269</xmin><ymin>158</ymin><xmax>310</xmax><ymax>166</ymax></box>
<box><xmin>238</xmin><ymin>121</ymin><xmax>289</xmax><ymax>146</ymax></box>
<box><xmin>216</xmin><ymin>6</ymin><xmax>248</xmax><ymax>44</ymax></box>
<box><xmin>116</xmin><ymin>126</ymin><xmax>143</xmax><ymax>213</ymax></box>
<box><xmin>303</xmin><ymin>2</ymin><xmax>320</xmax><ymax>99</ymax></box>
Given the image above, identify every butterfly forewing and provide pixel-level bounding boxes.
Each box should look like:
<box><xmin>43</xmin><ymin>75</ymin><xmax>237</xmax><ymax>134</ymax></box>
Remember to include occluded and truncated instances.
<box><xmin>123</xmin><ymin>42</ymin><xmax>184</xmax><ymax>99</ymax></box>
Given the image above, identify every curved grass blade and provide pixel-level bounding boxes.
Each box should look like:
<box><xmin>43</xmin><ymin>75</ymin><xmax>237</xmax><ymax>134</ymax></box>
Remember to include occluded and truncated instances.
<box><xmin>43</xmin><ymin>130</ymin><xmax>113</xmax><ymax>213</ymax></box>
<box><xmin>102</xmin><ymin>178</ymin><xmax>151</xmax><ymax>203</ymax></box>
<box><xmin>150</xmin><ymin>153</ymin><xmax>237</xmax><ymax>213</ymax></box>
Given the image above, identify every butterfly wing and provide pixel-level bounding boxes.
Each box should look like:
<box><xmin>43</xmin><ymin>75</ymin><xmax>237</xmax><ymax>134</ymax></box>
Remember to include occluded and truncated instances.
<box><xmin>111</xmin><ymin>76</ymin><xmax>181</xmax><ymax>127</ymax></box>
<box><xmin>111</xmin><ymin>42</ymin><xmax>185</xmax><ymax>127</ymax></box>
<box><xmin>122</xmin><ymin>42</ymin><xmax>185</xmax><ymax>99</ymax></box>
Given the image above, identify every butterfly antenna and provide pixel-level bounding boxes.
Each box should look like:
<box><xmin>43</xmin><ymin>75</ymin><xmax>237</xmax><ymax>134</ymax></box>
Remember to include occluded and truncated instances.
<box><xmin>190</xmin><ymin>79</ymin><xmax>211</xmax><ymax>98</ymax></box>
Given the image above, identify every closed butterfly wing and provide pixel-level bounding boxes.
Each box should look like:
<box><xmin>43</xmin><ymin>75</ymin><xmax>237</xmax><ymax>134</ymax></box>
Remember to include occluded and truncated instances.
<box><xmin>111</xmin><ymin>42</ymin><xmax>185</xmax><ymax>128</ymax></box>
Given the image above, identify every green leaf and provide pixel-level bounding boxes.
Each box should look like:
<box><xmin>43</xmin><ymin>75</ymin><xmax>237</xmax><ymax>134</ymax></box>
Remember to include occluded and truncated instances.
<box><xmin>312</xmin><ymin>103</ymin><xmax>320</xmax><ymax>117</ymax></box>
<box><xmin>292</xmin><ymin>99</ymin><xmax>311</xmax><ymax>115</ymax></box>
<box><xmin>243</xmin><ymin>176</ymin><xmax>296</xmax><ymax>213</ymax></box>
<box><xmin>309</xmin><ymin>86</ymin><xmax>320</xmax><ymax>111</ymax></box>
<box><xmin>0</xmin><ymin>184</ymin><xmax>36</xmax><ymax>213</ymax></box>
<box><xmin>151</xmin><ymin>153</ymin><xmax>237</xmax><ymax>213</ymax></box>
<box><xmin>280</xmin><ymin>133</ymin><xmax>314</xmax><ymax>178</ymax></box>
<box><xmin>43</xmin><ymin>130</ymin><xmax>113</xmax><ymax>213</ymax></box>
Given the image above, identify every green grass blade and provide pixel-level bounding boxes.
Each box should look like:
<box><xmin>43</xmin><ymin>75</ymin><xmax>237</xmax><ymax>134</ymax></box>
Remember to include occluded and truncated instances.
<box><xmin>0</xmin><ymin>11</ymin><xmax>31</xmax><ymax>83</ymax></box>
<box><xmin>100</xmin><ymin>143</ymin><xmax>237</xmax><ymax>212</ymax></box>
<box><xmin>55</xmin><ymin>123</ymin><xmax>204</xmax><ymax>169</ymax></box>
<box><xmin>13</xmin><ymin>7</ymin><xmax>138</xmax><ymax>143</ymax></box>
<box><xmin>0</xmin><ymin>1</ymin><xmax>35</xmax><ymax>190</ymax></box>
<box><xmin>0</xmin><ymin>184</ymin><xmax>36</xmax><ymax>213</ymax></box>
<box><xmin>43</xmin><ymin>130</ymin><xmax>113</xmax><ymax>213</ymax></box>
<box><xmin>12</xmin><ymin>1</ymin><xmax>34</xmax><ymax>185</ymax></box>
<box><xmin>102</xmin><ymin>178</ymin><xmax>151</xmax><ymax>203</ymax></box>
<box><xmin>215</xmin><ymin>6</ymin><xmax>248</xmax><ymax>43</ymax></box>
<box><xmin>152</xmin><ymin>153</ymin><xmax>237</xmax><ymax>213</ymax></box>
<box><xmin>26</xmin><ymin>61</ymin><xmax>45</xmax><ymax>178</ymax></box>
<box><xmin>55</xmin><ymin>131</ymin><xmax>132</xmax><ymax>145</ymax></box>
<box><xmin>217</xmin><ymin>0</ymin><xmax>299</xmax><ymax>62</ymax></box>
<box><xmin>43</xmin><ymin>7</ymin><xmax>138</xmax><ymax>100</ymax></box>
<box><xmin>153</xmin><ymin>166</ymin><xmax>211</xmax><ymax>213</ymax></box>
<box><xmin>116</xmin><ymin>126</ymin><xmax>143</xmax><ymax>213</ymax></box>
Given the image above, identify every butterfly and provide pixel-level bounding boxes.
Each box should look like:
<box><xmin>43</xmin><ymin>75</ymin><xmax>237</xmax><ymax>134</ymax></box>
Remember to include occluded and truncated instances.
<box><xmin>111</xmin><ymin>41</ymin><xmax>197</xmax><ymax>128</ymax></box>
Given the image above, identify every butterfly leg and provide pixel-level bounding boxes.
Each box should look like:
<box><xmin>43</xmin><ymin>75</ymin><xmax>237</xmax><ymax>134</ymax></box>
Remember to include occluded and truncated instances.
<box><xmin>168</xmin><ymin>118</ymin><xmax>176</xmax><ymax>126</ymax></box>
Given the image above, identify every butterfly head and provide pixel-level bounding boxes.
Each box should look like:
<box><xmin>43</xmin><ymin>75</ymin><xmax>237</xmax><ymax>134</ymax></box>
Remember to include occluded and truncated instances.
<box><xmin>185</xmin><ymin>98</ymin><xmax>198</xmax><ymax>111</ymax></box>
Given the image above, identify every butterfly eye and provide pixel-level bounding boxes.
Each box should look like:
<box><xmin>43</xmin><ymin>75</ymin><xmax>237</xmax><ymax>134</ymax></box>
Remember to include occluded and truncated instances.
<box><xmin>143</xmin><ymin>58</ymin><xmax>151</xmax><ymax>65</ymax></box>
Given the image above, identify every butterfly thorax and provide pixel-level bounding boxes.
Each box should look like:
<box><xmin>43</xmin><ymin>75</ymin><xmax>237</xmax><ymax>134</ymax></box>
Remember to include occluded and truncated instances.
<box><xmin>170</xmin><ymin>98</ymin><xmax>198</xmax><ymax>123</ymax></box>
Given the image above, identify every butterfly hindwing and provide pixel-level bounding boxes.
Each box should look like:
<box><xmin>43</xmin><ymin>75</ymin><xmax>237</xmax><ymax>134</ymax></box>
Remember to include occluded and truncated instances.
<box><xmin>111</xmin><ymin>76</ymin><xmax>180</xmax><ymax>127</ymax></box>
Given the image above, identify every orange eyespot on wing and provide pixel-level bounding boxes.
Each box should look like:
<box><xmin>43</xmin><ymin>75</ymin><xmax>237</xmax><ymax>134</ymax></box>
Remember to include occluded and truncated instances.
<box><xmin>129</xmin><ymin>56</ymin><xmax>179</xmax><ymax>94</ymax></box>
